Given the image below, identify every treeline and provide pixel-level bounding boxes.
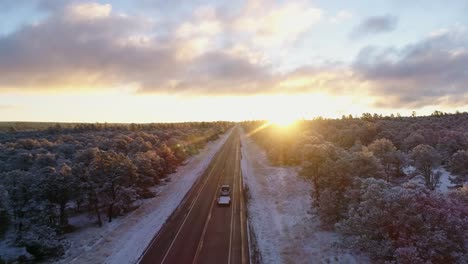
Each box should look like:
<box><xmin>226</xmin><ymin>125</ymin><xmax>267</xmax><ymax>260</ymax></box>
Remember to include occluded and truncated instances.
<box><xmin>0</xmin><ymin>121</ymin><xmax>226</xmax><ymax>138</ymax></box>
<box><xmin>0</xmin><ymin>122</ymin><xmax>232</xmax><ymax>261</ymax></box>
<box><xmin>242</xmin><ymin>113</ymin><xmax>468</xmax><ymax>263</ymax></box>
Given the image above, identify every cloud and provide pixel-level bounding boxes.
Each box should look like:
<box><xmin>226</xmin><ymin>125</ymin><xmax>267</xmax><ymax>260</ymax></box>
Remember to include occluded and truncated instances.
<box><xmin>174</xmin><ymin>6</ymin><xmax>223</xmax><ymax>60</ymax></box>
<box><xmin>66</xmin><ymin>2</ymin><xmax>112</xmax><ymax>21</ymax></box>
<box><xmin>330</xmin><ymin>10</ymin><xmax>353</xmax><ymax>24</ymax></box>
<box><xmin>0</xmin><ymin>0</ymin><xmax>327</xmax><ymax>95</ymax></box>
<box><xmin>233</xmin><ymin>0</ymin><xmax>322</xmax><ymax>48</ymax></box>
<box><xmin>353</xmin><ymin>29</ymin><xmax>468</xmax><ymax>107</ymax></box>
<box><xmin>350</xmin><ymin>14</ymin><xmax>398</xmax><ymax>39</ymax></box>
<box><xmin>274</xmin><ymin>65</ymin><xmax>366</xmax><ymax>95</ymax></box>
<box><xmin>0</xmin><ymin>2</ymin><xmax>162</xmax><ymax>92</ymax></box>
<box><xmin>0</xmin><ymin>2</ymin><xmax>274</xmax><ymax>95</ymax></box>
<box><xmin>137</xmin><ymin>51</ymin><xmax>273</xmax><ymax>95</ymax></box>
<box><xmin>1</xmin><ymin>0</ymin><xmax>467</xmax><ymax>112</ymax></box>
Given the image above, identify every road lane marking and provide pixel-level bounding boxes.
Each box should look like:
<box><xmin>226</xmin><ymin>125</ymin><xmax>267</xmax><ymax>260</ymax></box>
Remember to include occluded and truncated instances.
<box><xmin>160</xmin><ymin>136</ymin><xmax>233</xmax><ymax>264</ymax></box>
<box><xmin>228</xmin><ymin>139</ymin><xmax>238</xmax><ymax>264</ymax></box>
<box><xmin>191</xmin><ymin>165</ymin><xmax>227</xmax><ymax>264</ymax></box>
<box><xmin>229</xmin><ymin>135</ymin><xmax>242</xmax><ymax>264</ymax></box>
<box><xmin>138</xmin><ymin>131</ymin><xmax>234</xmax><ymax>264</ymax></box>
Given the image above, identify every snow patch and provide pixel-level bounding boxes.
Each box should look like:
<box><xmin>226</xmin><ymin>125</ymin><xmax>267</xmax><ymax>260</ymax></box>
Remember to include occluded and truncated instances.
<box><xmin>54</xmin><ymin>129</ymin><xmax>232</xmax><ymax>264</ymax></box>
<box><xmin>240</xmin><ymin>129</ymin><xmax>368</xmax><ymax>264</ymax></box>
<box><xmin>435</xmin><ymin>167</ymin><xmax>455</xmax><ymax>193</ymax></box>
<box><xmin>0</xmin><ymin>238</ymin><xmax>31</xmax><ymax>262</ymax></box>
<box><xmin>403</xmin><ymin>165</ymin><xmax>416</xmax><ymax>175</ymax></box>
<box><xmin>404</xmin><ymin>166</ymin><xmax>457</xmax><ymax>193</ymax></box>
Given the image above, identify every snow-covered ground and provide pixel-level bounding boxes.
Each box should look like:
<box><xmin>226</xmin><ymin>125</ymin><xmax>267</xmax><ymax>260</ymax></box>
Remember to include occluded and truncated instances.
<box><xmin>435</xmin><ymin>167</ymin><xmax>456</xmax><ymax>193</ymax></box>
<box><xmin>240</xmin><ymin>130</ymin><xmax>369</xmax><ymax>264</ymax></box>
<box><xmin>404</xmin><ymin>165</ymin><xmax>458</xmax><ymax>193</ymax></box>
<box><xmin>54</xmin><ymin>129</ymin><xmax>232</xmax><ymax>264</ymax></box>
<box><xmin>0</xmin><ymin>234</ymin><xmax>31</xmax><ymax>262</ymax></box>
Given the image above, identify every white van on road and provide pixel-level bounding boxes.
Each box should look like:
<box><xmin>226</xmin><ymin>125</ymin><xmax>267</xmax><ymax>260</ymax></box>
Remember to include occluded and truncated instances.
<box><xmin>217</xmin><ymin>185</ymin><xmax>231</xmax><ymax>205</ymax></box>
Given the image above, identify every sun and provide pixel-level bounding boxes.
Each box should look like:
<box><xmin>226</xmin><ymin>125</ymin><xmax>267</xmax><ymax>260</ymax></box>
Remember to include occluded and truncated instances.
<box><xmin>268</xmin><ymin>116</ymin><xmax>298</xmax><ymax>127</ymax></box>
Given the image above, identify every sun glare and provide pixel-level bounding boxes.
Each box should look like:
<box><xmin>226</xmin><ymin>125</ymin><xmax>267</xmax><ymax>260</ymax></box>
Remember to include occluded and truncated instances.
<box><xmin>268</xmin><ymin>116</ymin><xmax>298</xmax><ymax>127</ymax></box>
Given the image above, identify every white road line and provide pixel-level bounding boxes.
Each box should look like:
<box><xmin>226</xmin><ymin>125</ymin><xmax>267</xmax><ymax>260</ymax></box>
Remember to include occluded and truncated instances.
<box><xmin>191</xmin><ymin>166</ymin><xmax>226</xmax><ymax>264</ymax></box>
<box><xmin>228</xmin><ymin>139</ymin><xmax>238</xmax><ymax>264</ymax></box>
<box><xmin>160</xmin><ymin>140</ymin><xmax>229</xmax><ymax>264</ymax></box>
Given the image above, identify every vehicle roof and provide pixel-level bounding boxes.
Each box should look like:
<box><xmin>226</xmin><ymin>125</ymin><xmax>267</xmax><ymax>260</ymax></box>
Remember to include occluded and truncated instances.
<box><xmin>218</xmin><ymin>196</ymin><xmax>230</xmax><ymax>203</ymax></box>
<box><xmin>221</xmin><ymin>184</ymin><xmax>230</xmax><ymax>188</ymax></box>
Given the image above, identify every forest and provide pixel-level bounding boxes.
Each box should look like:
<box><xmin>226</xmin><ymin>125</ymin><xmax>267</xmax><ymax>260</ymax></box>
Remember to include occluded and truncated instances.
<box><xmin>242</xmin><ymin>112</ymin><xmax>468</xmax><ymax>263</ymax></box>
<box><xmin>0</xmin><ymin>122</ymin><xmax>232</xmax><ymax>261</ymax></box>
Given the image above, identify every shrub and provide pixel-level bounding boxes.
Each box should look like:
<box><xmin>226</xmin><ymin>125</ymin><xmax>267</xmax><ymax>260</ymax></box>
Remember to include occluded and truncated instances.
<box><xmin>19</xmin><ymin>225</ymin><xmax>64</xmax><ymax>260</ymax></box>
<box><xmin>337</xmin><ymin>178</ymin><xmax>468</xmax><ymax>263</ymax></box>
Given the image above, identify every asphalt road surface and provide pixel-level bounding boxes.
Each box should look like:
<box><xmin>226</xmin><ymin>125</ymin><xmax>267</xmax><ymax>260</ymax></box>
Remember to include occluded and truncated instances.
<box><xmin>139</xmin><ymin>127</ymin><xmax>249</xmax><ymax>264</ymax></box>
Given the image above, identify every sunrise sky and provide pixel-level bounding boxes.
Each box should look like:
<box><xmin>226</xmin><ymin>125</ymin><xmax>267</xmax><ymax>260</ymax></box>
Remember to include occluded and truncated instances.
<box><xmin>1</xmin><ymin>0</ymin><xmax>468</xmax><ymax>122</ymax></box>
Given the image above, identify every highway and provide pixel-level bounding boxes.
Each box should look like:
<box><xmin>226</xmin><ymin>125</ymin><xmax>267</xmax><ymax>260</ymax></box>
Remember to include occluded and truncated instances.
<box><xmin>139</xmin><ymin>127</ymin><xmax>249</xmax><ymax>264</ymax></box>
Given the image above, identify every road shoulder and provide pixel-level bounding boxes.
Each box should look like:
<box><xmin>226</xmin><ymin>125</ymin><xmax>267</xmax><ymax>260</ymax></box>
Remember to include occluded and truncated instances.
<box><xmin>240</xmin><ymin>129</ymin><xmax>369</xmax><ymax>264</ymax></box>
